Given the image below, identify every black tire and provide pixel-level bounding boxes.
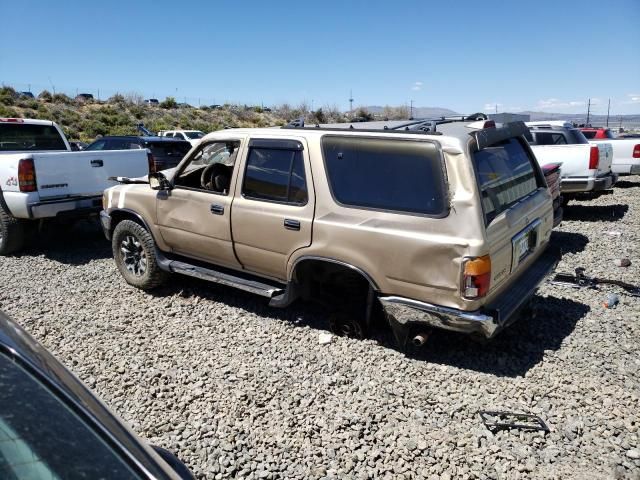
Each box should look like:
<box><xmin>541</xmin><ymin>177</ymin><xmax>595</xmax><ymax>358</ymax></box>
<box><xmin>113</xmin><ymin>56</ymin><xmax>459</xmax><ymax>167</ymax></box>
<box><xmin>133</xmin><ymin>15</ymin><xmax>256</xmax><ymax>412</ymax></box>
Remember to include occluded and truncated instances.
<box><xmin>112</xmin><ymin>220</ymin><xmax>167</xmax><ymax>290</ymax></box>
<box><xmin>0</xmin><ymin>205</ymin><xmax>25</xmax><ymax>255</ymax></box>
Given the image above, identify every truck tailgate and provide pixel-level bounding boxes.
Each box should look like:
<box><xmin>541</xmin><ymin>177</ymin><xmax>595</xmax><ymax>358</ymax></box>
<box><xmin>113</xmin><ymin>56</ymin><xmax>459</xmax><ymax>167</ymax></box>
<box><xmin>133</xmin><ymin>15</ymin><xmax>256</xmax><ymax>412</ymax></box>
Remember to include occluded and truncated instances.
<box><xmin>530</xmin><ymin>144</ymin><xmax>591</xmax><ymax>177</ymax></box>
<box><xmin>32</xmin><ymin>150</ymin><xmax>148</xmax><ymax>199</ymax></box>
<box><xmin>593</xmin><ymin>142</ymin><xmax>613</xmax><ymax>174</ymax></box>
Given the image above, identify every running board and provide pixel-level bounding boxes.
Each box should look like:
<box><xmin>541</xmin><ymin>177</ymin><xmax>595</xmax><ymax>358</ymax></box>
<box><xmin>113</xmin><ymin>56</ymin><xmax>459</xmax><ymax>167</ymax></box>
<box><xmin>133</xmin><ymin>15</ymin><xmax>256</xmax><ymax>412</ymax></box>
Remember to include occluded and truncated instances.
<box><xmin>167</xmin><ymin>260</ymin><xmax>284</xmax><ymax>298</ymax></box>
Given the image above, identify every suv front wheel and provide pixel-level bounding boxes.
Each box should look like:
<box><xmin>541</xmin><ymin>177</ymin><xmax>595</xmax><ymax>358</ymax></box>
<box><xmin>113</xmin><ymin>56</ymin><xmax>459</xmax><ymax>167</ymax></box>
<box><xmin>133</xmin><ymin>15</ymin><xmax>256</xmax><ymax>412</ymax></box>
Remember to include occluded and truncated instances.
<box><xmin>112</xmin><ymin>220</ymin><xmax>167</xmax><ymax>290</ymax></box>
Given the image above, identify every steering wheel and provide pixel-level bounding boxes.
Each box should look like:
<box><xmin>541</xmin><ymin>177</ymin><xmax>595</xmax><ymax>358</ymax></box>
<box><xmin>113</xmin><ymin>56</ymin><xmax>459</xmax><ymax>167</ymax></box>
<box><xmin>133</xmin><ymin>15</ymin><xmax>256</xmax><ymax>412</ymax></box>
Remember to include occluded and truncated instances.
<box><xmin>200</xmin><ymin>163</ymin><xmax>218</xmax><ymax>190</ymax></box>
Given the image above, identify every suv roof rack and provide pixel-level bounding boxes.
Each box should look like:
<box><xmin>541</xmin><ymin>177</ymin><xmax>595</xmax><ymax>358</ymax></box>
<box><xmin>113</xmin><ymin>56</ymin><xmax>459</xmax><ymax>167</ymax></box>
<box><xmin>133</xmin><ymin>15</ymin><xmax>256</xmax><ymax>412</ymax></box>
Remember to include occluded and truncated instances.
<box><xmin>281</xmin><ymin>112</ymin><xmax>489</xmax><ymax>134</ymax></box>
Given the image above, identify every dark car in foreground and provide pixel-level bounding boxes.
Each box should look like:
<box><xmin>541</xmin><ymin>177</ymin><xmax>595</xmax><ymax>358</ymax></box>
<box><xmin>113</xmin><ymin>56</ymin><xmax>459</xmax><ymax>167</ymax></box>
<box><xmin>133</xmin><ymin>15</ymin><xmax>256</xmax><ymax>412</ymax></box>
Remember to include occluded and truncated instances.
<box><xmin>0</xmin><ymin>311</ymin><xmax>193</xmax><ymax>479</ymax></box>
<box><xmin>85</xmin><ymin>136</ymin><xmax>192</xmax><ymax>172</ymax></box>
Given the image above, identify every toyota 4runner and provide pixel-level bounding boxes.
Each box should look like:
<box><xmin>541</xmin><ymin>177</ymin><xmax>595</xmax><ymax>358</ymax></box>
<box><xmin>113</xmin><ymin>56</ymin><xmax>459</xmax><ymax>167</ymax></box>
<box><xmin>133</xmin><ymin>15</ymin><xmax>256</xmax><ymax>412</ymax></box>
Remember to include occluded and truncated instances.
<box><xmin>101</xmin><ymin>121</ymin><xmax>557</xmax><ymax>349</ymax></box>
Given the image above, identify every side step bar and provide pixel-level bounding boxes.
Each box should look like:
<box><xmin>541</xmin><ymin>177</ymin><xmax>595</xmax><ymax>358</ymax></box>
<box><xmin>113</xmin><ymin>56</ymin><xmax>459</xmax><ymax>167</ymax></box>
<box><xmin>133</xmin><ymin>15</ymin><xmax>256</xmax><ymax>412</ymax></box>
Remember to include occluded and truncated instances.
<box><xmin>155</xmin><ymin>251</ymin><xmax>285</xmax><ymax>298</ymax></box>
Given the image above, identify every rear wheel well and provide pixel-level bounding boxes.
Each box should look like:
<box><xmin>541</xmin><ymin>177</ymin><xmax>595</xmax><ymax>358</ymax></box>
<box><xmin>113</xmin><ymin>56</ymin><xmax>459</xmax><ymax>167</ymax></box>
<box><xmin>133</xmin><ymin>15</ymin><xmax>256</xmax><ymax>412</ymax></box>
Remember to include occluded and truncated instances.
<box><xmin>292</xmin><ymin>259</ymin><xmax>383</xmax><ymax>336</ymax></box>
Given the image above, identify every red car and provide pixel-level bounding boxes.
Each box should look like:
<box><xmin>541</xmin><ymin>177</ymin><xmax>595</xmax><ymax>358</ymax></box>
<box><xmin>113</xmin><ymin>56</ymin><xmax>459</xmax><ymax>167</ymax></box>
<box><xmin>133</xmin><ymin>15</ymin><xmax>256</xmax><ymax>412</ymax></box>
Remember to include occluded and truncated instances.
<box><xmin>579</xmin><ymin>127</ymin><xmax>616</xmax><ymax>139</ymax></box>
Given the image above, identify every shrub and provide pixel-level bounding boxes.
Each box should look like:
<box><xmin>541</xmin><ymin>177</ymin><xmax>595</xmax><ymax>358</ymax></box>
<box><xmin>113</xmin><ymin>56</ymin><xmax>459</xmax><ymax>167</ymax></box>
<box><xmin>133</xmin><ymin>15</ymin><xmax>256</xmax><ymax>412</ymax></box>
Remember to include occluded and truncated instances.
<box><xmin>0</xmin><ymin>87</ymin><xmax>17</xmax><ymax>106</ymax></box>
<box><xmin>38</xmin><ymin>90</ymin><xmax>53</xmax><ymax>102</ymax></box>
<box><xmin>160</xmin><ymin>97</ymin><xmax>177</xmax><ymax>109</ymax></box>
<box><xmin>52</xmin><ymin>93</ymin><xmax>73</xmax><ymax>105</ymax></box>
<box><xmin>311</xmin><ymin>108</ymin><xmax>327</xmax><ymax>124</ymax></box>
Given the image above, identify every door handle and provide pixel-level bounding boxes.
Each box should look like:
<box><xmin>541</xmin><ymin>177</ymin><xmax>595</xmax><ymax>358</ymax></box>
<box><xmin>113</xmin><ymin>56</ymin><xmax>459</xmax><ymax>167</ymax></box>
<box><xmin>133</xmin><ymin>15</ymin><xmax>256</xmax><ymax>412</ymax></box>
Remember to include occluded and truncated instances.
<box><xmin>91</xmin><ymin>159</ymin><xmax>104</xmax><ymax>167</ymax></box>
<box><xmin>210</xmin><ymin>204</ymin><xmax>224</xmax><ymax>215</ymax></box>
<box><xmin>284</xmin><ymin>218</ymin><xmax>300</xmax><ymax>230</ymax></box>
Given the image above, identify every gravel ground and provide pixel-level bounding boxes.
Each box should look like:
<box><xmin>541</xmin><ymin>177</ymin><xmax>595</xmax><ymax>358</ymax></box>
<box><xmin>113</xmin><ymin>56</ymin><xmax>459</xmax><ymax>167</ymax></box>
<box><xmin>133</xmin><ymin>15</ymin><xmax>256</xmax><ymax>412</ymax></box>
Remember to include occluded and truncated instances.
<box><xmin>1</xmin><ymin>177</ymin><xmax>639</xmax><ymax>480</ymax></box>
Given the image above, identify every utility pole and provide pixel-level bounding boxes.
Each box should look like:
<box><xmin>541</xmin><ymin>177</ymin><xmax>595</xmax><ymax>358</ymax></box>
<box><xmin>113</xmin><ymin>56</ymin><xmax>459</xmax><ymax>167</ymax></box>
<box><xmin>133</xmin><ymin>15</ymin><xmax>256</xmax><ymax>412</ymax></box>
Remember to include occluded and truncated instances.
<box><xmin>606</xmin><ymin>98</ymin><xmax>610</xmax><ymax>127</ymax></box>
<box><xmin>349</xmin><ymin>89</ymin><xmax>354</xmax><ymax>115</ymax></box>
<box><xmin>410</xmin><ymin>100</ymin><xmax>414</xmax><ymax>119</ymax></box>
<box><xmin>495</xmin><ymin>104</ymin><xmax>498</xmax><ymax>115</ymax></box>
<box><xmin>586</xmin><ymin>98</ymin><xmax>591</xmax><ymax>125</ymax></box>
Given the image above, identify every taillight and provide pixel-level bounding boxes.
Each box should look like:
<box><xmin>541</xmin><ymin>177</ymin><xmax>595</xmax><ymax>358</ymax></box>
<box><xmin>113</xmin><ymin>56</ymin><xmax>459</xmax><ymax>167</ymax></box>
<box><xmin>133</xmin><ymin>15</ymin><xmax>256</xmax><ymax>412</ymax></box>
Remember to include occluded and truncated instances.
<box><xmin>18</xmin><ymin>158</ymin><xmax>37</xmax><ymax>192</ymax></box>
<box><xmin>147</xmin><ymin>151</ymin><xmax>156</xmax><ymax>174</ymax></box>
<box><xmin>589</xmin><ymin>145</ymin><xmax>599</xmax><ymax>170</ymax></box>
<box><xmin>462</xmin><ymin>255</ymin><xmax>491</xmax><ymax>299</ymax></box>
<box><xmin>633</xmin><ymin>144</ymin><xmax>640</xmax><ymax>159</ymax></box>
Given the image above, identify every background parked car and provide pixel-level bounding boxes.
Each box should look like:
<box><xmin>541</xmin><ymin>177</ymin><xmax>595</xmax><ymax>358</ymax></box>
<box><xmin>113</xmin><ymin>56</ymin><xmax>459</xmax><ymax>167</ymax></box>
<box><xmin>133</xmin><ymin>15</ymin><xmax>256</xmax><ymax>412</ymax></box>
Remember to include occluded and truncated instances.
<box><xmin>0</xmin><ymin>310</ymin><xmax>194</xmax><ymax>479</ymax></box>
<box><xmin>157</xmin><ymin>130</ymin><xmax>205</xmax><ymax>147</ymax></box>
<box><xmin>85</xmin><ymin>135</ymin><xmax>192</xmax><ymax>172</ymax></box>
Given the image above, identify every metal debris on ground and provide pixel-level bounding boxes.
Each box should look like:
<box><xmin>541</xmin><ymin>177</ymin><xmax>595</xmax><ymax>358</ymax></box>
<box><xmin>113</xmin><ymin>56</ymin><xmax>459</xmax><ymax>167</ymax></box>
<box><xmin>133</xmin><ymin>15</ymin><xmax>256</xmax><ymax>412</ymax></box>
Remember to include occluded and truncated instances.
<box><xmin>478</xmin><ymin>410</ymin><xmax>550</xmax><ymax>433</ymax></box>
<box><xmin>549</xmin><ymin>268</ymin><xmax>640</xmax><ymax>297</ymax></box>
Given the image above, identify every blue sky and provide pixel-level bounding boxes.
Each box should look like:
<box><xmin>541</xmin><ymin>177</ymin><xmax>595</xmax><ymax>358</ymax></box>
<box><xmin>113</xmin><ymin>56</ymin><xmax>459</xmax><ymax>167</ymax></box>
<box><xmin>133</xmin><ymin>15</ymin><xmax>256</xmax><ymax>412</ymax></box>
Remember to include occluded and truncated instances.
<box><xmin>2</xmin><ymin>0</ymin><xmax>639</xmax><ymax>114</ymax></box>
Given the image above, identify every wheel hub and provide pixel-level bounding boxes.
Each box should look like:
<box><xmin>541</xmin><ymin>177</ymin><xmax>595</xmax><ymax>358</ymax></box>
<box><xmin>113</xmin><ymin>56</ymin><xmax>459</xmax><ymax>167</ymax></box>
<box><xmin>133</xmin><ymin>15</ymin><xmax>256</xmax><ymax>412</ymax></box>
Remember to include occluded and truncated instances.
<box><xmin>120</xmin><ymin>235</ymin><xmax>147</xmax><ymax>276</ymax></box>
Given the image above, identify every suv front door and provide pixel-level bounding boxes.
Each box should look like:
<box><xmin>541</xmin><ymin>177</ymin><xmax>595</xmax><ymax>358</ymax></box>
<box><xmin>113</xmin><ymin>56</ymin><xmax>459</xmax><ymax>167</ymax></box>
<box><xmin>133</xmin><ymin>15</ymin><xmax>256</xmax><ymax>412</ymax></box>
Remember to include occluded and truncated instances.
<box><xmin>231</xmin><ymin>137</ymin><xmax>315</xmax><ymax>280</ymax></box>
<box><xmin>156</xmin><ymin>138</ymin><xmax>245</xmax><ymax>268</ymax></box>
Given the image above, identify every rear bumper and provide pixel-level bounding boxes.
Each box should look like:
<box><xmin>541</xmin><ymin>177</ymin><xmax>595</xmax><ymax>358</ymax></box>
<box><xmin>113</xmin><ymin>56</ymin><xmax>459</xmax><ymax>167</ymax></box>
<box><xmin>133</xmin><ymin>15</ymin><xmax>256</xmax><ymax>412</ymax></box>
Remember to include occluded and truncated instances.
<box><xmin>611</xmin><ymin>161</ymin><xmax>640</xmax><ymax>176</ymax></box>
<box><xmin>561</xmin><ymin>172</ymin><xmax>617</xmax><ymax>193</ymax></box>
<box><xmin>28</xmin><ymin>195</ymin><xmax>103</xmax><ymax>219</ymax></box>
<box><xmin>379</xmin><ymin>249</ymin><xmax>558</xmax><ymax>340</ymax></box>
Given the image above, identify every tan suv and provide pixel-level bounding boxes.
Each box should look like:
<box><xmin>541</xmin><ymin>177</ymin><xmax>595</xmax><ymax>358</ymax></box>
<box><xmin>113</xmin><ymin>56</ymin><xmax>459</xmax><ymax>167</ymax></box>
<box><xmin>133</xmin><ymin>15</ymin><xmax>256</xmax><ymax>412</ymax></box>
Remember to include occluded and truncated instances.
<box><xmin>100</xmin><ymin>120</ymin><xmax>557</xmax><ymax>349</ymax></box>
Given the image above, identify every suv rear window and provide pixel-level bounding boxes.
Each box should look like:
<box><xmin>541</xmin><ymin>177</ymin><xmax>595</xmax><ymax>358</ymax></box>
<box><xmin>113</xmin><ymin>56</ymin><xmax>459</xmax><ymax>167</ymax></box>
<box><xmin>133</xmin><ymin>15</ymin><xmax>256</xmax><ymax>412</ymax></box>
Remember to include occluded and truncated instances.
<box><xmin>473</xmin><ymin>138</ymin><xmax>540</xmax><ymax>224</ymax></box>
<box><xmin>0</xmin><ymin>124</ymin><xmax>67</xmax><ymax>151</ymax></box>
<box><xmin>322</xmin><ymin>136</ymin><xmax>446</xmax><ymax>216</ymax></box>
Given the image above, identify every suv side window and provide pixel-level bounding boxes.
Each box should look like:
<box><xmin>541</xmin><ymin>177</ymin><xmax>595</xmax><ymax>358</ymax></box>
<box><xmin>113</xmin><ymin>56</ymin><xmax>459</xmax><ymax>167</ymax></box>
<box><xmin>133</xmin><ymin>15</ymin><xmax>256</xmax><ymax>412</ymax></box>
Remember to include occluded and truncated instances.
<box><xmin>242</xmin><ymin>143</ymin><xmax>307</xmax><ymax>205</ymax></box>
<box><xmin>534</xmin><ymin>132</ymin><xmax>567</xmax><ymax>145</ymax></box>
<box><xmin>322</xmin><ymin>136</ymin><xmax>446</xmax><ymax>216</ymax></box>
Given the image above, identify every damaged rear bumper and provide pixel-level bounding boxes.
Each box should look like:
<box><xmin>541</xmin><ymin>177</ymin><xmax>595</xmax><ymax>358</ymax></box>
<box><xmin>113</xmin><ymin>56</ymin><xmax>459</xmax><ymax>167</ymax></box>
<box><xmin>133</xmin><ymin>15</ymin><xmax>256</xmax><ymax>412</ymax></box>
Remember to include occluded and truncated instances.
<box><xmin>379</xmin><ymin>249</ymin><xmax>558</xmax><ymax>342</ymax></box>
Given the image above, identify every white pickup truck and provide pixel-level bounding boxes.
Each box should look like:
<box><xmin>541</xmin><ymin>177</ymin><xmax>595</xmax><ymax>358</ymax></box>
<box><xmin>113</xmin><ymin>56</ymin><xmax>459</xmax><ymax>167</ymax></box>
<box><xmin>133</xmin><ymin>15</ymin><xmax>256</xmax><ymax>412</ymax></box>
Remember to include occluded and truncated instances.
<box><xmin>524</xmin><ymin>121</ymin><xmax>616</xmax><ymax>199</ymax></box>
<box><xmin>580</xmin><ymin>127</ymin><xmax>640</xmax><ymax>175</ymax></box>
<box><xmin>0</xmin><ymin>118</ymin><xmax>149</xmax><ymax>254</ymax></box>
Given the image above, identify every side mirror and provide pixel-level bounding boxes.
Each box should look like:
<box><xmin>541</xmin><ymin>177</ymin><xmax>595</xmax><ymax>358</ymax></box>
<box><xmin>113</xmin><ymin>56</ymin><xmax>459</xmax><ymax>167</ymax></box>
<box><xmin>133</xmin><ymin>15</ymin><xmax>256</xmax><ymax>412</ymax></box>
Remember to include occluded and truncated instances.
<box><xmin>149</xmin><ymin>172</ymin><xmax>170</xmax><ymax>190</ymax></box>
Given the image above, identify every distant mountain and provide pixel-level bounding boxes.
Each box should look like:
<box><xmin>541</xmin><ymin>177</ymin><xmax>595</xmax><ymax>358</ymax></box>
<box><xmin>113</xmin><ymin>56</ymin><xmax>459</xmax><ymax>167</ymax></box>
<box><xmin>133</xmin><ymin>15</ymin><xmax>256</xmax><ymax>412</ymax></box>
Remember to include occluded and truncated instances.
<box><xmin>516</xmin><ymin>111</ymin><xmax>640</xmax><ymax>128</ymax></box>
<box><xmin>364</xmin><ymin>105</ymin><xmax>459</xmax><ymax>118</ymax></box>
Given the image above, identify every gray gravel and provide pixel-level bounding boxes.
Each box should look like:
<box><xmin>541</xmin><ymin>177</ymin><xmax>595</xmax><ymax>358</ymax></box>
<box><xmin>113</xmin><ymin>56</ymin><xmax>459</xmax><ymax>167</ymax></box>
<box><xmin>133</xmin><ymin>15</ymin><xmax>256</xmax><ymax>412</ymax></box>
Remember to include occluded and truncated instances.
<box><xmin>1</xmin><ymin>177</ymin><xmax>640</xmax><ymax>479</ymax></box>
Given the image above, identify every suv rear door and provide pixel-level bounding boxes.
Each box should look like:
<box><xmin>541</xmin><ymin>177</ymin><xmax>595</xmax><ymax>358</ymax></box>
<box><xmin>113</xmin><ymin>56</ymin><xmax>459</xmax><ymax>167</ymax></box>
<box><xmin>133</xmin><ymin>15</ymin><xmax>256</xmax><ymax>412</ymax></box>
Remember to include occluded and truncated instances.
<box><xmin>472</xmin><ymin>136</ymin><xmax>553</xmax><ymax>296</ymax></box>
<box><xmin>230</xmin><ymin>137</ymin><xmax>314</xmax><ymax>280</ymax></box>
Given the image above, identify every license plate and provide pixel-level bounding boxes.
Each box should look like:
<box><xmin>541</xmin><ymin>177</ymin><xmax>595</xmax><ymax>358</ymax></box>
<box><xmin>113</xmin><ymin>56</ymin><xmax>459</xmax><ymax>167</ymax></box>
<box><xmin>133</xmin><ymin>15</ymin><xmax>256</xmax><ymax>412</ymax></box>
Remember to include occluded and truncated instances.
<box><xmin>512</xmin><ymin>220</ymin><xmax>541</xmax><ymax>267</ymax></box>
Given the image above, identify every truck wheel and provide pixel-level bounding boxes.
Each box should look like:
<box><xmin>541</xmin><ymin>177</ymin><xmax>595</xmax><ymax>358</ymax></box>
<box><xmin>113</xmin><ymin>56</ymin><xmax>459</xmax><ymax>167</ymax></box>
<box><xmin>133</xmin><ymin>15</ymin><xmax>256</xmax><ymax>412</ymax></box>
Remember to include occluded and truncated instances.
<box><xmin>112</xmin><ymin>220</ymin><xmax>167</xmax><ymax>290</ymax></box>
<box><xmin>0</xmin><ymin>206</ymin><xmax>25</xmax><ymax>255</ymax></box>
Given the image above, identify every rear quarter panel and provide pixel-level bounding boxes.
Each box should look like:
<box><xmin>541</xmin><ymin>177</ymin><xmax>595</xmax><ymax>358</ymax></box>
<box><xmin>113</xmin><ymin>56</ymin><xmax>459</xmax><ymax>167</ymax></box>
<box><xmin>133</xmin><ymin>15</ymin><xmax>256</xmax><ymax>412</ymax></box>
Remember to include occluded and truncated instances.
<box><xmin>288</xmin><ymin>137</ymin><xmax>489</xmax><ymax>311</ymax></box>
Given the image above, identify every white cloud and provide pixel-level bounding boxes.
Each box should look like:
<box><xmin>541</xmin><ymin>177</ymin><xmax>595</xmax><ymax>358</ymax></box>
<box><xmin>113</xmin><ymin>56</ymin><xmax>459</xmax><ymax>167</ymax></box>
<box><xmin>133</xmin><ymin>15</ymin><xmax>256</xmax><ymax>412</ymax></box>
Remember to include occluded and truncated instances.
<box><xmin>484</xmin><ymin>102</ymin><xmax>502</xmax><ymax>111</ymax></box>
<box><xmin>411</xmin><ymin>81</ymin><xmax>423</xmax><ymax>91</ymax></box>
<box><xmin>624</xmin><ymin>93</ymin><xmax>640</xmax><ymax>104</ymax></box>
<box><xmin>536</xmin><ymin>98</ymin><xmax>585</xmax><ymax>110</ymax></box>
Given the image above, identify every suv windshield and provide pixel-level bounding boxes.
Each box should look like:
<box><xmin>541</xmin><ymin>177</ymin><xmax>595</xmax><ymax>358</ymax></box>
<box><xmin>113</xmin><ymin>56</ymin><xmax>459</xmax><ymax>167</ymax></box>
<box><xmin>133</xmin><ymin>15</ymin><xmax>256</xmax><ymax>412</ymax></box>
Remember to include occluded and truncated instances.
<box><xmin>0</xmin><ymin>124</ymin><xmax>67</xmax><ymax>151</ymax></box>
<box><xmin>473</xmin><ymin>138</ymin><xmax>540</xmax><ymax>224</ymax></box>
<box><xmin>322</xmin><ymin>136</ymin><xmax>446</xmax><ymax>216</ymax></box>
